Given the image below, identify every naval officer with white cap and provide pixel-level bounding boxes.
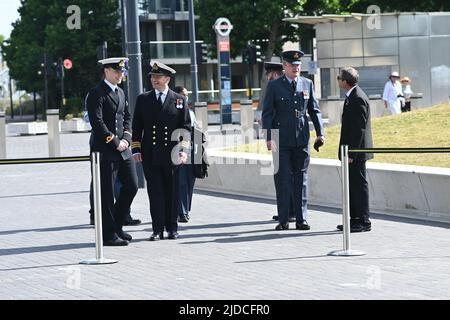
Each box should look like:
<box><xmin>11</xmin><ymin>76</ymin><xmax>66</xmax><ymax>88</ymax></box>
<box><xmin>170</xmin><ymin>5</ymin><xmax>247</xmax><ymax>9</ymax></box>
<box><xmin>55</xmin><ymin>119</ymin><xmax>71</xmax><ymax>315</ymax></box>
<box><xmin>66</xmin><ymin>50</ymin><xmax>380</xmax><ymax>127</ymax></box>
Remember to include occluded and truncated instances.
<box><xmin>132</xmin><ymin>61</ymin><xmax>191</xmax><ymax>241</ymax></box>
<box><xmin>85</xmin><ymin>57</ymin><xmax>138</xmax><ymax>246</ymax></box>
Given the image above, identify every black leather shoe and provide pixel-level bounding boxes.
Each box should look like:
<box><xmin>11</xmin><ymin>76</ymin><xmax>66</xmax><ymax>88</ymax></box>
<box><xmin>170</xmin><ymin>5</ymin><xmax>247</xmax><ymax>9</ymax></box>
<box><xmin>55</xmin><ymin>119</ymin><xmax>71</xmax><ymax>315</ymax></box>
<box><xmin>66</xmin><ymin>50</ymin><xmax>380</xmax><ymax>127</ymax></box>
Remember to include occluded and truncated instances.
<box><xmin>337</xmin><ymin>224</ymin><xmax>371</xmax><ymax>232</ymax></box>
<box><xmin>89</xmin><ymin>217</ymin><xmax>95</xmax><ymax>225</ymax></box>
<box><xmin>104</xmin><ymin>236</ymin><xmax>128</xmax><ymax>246</ymax></box>
<box><xmin>168</xmin><ymin>231</ymin><xmax>179</xmax><ymax>240</ymax></box>
<box><xmin>117</xmin><ymin>230</ymin><xmax>132</xmax><ymax>241</ymax></box>
<box><xmin>178</xmin><ymin>215</ymin><xmax>189</xmax><ymax>223</ymax></box>
<box><xmin>123</xmin><ymin>218</ymin><xmax>141</xmax><ymax>226</ymax></box>
<box><xmin>149</xmin><ymin>232</ymin><xmax>164</xmax><ymax>241</ymax></box>
<box><xmin>275</xmin><ymin>223</ymin><xmax>289</xmax><ymax>230</ymax></box>
<box><xmin>296</xmin><ymin>221</ymin><xmax>310</xmax><ymax>230</ymax></box>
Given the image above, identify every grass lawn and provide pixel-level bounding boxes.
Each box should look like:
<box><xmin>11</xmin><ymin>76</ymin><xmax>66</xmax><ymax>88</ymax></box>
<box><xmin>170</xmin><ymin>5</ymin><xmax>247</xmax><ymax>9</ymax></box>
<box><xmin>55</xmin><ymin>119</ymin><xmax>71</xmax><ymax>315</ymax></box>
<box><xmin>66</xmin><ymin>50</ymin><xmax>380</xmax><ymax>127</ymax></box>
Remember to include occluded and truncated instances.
<box><xmin>222</xmin><ymin>102</ymin><xmax>450</xmax><ymax>168</ymax></box>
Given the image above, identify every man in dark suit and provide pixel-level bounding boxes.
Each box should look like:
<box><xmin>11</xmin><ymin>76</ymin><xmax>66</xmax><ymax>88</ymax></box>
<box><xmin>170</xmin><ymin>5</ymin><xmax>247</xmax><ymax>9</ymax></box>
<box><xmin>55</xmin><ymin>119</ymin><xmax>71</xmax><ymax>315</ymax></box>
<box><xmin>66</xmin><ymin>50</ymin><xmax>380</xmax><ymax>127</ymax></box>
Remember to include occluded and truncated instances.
<box><xmin>132</xmin><ymin>61</ymin><xmax>191</xmax><ymax>241</ymax></box>
<box><xmin>262</xmin><ymin>50</ymin><xmax>325</xmax><ymax>231</ymax></box>
<box><xmin>337</xmin><ymin>67</ymin><xmax>373</xmax><ymax>232</ymax></box>
<box><xmin>86</xmin><ymin>57</ymin><xmax>138</xmax><ymax>246</ymax></box>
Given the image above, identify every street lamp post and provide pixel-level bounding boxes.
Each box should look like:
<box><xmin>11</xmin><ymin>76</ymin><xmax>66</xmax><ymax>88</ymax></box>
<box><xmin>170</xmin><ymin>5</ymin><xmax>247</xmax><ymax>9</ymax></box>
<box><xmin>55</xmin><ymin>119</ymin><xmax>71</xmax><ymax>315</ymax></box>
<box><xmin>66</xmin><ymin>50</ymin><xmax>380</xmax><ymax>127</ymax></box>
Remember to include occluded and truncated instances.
<box><xmin>188</xmin><ymin>0</ymin><xmax>199</xmax><ymax>103</ymax></box>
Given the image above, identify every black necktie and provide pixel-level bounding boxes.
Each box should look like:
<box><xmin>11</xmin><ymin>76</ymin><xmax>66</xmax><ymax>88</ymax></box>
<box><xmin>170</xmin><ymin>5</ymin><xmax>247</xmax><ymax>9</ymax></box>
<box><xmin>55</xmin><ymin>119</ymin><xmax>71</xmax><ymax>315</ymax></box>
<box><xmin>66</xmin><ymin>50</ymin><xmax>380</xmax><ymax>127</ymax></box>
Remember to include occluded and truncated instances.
<box><xmin>114</xmin><ymin>88</ymin><xmax>118</xmax><ymax>94</ymax></box>
<box><xmin>292</xmin><ymin>80</ymin><xmax>297</xmax><ymax>92</ymax></box>
<box><xmin>157</xmin><ymin>92</ymin><xmax>163</xmax><ymax>106</ymax></box>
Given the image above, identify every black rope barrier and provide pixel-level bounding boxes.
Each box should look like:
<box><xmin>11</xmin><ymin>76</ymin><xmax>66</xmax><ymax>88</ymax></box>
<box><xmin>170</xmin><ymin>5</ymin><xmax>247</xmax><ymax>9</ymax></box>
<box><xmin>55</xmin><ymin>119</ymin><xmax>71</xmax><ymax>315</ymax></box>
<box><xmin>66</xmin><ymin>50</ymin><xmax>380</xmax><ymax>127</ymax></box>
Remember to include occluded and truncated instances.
<box><xmin>349</xmin><ymin>147</ymin><xmax>450</xmax><ymax>154</ymax></box>
<box><xmin>0</xmin><ymin>155</ymin><xmax>90</xmax><ymax>165</ymax></box>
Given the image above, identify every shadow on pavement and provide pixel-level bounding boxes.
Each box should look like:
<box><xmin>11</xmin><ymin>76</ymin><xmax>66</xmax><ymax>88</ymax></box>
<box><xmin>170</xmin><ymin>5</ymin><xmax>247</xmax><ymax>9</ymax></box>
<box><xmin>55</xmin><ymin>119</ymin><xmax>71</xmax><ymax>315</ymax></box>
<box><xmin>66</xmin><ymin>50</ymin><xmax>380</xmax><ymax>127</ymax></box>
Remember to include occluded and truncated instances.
<box><xmin>0</xmin><ymin>224</ymin><xmax>93</xmax><ymax>236</ymax></box>
<box><xmin>0</xmin><ymin>243</ymin><xmax>94</xmax><ymax>256</ymax></box>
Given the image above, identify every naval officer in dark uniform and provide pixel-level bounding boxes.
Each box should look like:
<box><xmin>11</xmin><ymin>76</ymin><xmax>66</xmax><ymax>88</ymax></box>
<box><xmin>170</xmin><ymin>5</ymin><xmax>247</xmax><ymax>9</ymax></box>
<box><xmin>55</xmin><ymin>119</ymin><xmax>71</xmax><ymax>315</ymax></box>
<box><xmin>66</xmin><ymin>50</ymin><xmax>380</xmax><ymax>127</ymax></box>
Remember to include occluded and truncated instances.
<box><xmin>132</xmin><ymin>61</ymin><xmax>191</xmax><ymax>241</ymax></box>
<box><xmin>86</xmin><ymin>57</ymin><xmax>138</xmax><ymax>246</ymax></box>
<box><xmin>262</xmin><ymin>50</ymin><xmax>325</xmax><ymax>231</ymax></box>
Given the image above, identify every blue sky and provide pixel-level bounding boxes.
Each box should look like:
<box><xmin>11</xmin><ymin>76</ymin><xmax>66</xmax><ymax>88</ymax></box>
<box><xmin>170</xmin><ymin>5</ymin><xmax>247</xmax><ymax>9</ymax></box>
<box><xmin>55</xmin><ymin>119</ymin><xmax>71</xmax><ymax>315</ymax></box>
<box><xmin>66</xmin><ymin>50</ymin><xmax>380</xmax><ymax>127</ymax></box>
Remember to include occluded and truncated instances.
<box><xmin>0</xmin><ymin>0</ymin><xmax>22</xmax><ymax>39</ymax></box>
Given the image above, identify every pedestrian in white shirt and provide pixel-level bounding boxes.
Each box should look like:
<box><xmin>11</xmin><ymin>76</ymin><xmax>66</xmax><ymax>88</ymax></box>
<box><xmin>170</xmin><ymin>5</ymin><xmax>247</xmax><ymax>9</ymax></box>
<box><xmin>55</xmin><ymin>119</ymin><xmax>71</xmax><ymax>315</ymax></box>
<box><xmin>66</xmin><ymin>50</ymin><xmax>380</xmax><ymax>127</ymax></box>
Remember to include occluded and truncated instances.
<box><xmin>401</xmin><ymin>77</ymin><xmax>413</xmax><ymax>112</ymax></box>
<box><xmin>383</xmin><ymin>72</ymin><xmax>404</xmax><ymax>115</ymax></box>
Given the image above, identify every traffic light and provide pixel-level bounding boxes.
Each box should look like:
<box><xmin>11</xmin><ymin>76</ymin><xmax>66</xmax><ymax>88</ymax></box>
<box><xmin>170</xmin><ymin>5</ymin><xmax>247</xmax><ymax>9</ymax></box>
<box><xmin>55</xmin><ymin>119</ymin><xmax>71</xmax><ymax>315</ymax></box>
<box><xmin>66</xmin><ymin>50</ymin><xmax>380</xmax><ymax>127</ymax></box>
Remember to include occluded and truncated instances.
<box><xmin>246</xmin><ymin>43</ymin><xmax>262</xmax><ymax>65</ymax></box>
<box><xmin>242</xmin><ymin>47</ymin><xmax>251</xmax><ymax>65</ymax></box>
<box><xmin>196</xmin><ymin>42</ymin><xmax>208</xmax><ymax>65</ymax></box>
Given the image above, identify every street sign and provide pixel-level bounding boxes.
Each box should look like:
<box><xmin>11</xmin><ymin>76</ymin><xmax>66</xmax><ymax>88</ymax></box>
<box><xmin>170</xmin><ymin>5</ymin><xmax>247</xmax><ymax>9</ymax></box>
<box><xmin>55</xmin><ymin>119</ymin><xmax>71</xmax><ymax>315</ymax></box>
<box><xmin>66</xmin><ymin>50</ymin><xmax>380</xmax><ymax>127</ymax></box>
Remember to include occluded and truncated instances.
<box><xmin>308</xmin><ymin>61</ymin><xmax>317</xmax><ymax>75</ymax></box>
<box><xmin>63</xmin><ymin>59</ymin><xmax>73</xmax><ymax>70</ymax></box>
<box><xmin>213</xmin><ymin>17</ymin><xmax>233</xmax><ymax>129</ymax></box>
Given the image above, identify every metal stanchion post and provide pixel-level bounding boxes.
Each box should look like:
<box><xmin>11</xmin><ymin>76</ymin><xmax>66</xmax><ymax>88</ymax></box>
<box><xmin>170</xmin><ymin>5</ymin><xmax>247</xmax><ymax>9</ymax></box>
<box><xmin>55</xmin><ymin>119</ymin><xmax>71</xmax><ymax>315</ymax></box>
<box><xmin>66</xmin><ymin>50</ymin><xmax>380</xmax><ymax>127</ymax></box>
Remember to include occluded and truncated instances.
<box><xmin>194</xmin><ymin>101</ymin><xmax>208</xmax><ymax>132</ymax></box>
<box><xmin>328</xmin><ymin>145</ymin><xmax>366</xmax><ymax>257</ymax></box>
<box><xmin>0</xmin><ymin>112</ymin><xmax>6</xmax><ymax>159</ymax></box>
<box><xmin>46</xmin><ymin>109</ymin><xmax>61</xmax><ymax>157</ymax></box>
<box><xmin>240</xmin><ymin>99</ymin><xmax>253</xmax><ymax>144</ymax></box>
<box><xmin>80</xmin><ymin>152</ymin><xmax>118</xmax><ymax>265</ymax></box>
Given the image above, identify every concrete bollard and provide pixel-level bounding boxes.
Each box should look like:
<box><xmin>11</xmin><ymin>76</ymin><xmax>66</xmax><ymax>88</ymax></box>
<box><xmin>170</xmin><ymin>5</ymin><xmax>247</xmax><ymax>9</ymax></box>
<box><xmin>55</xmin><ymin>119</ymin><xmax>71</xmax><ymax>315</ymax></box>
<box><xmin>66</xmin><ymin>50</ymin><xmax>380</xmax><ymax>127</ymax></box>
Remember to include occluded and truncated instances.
<box><xmin>0</xmin><ymin>112</ymin><xmax>6</xmax><ymax>159</ymax></box>
<box><xmin>194</xmin><ymin>101</ymin><xmax>208</xmax><ymax>132</ymax></box>
<box><xmin>240</xmin><ymin>99</ymin><xmax>254</xmax><ymax>144</ymax></box>
<box><xmin>47</xmin><ymin>109</ymin><xmax>61</xmax><ymax>157</ymax></box>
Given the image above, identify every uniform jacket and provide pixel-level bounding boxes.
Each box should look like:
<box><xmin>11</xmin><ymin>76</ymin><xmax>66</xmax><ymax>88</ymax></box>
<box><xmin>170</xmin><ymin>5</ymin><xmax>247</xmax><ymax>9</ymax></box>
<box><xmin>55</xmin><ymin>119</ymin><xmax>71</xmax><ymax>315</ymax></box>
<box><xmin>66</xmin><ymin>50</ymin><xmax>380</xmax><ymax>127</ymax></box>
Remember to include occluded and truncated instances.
<box><xmin>262</xmin><ymin>75</ymin><xmax>324</xmax><ymax>147</ymax></box>
<box><xmin>339</xmin><ymin>85</ymin><xmax>374</xmax><ymax>162</ymax></box>
<box><xmin>86</xmin><ymin>81</ymin><xmax>132</xmax><ymax>161</ymax></box>
<box><xmin>131</xmin><ymin>89</ymin><xmax>191</xmax><ymax>166</ymax></box>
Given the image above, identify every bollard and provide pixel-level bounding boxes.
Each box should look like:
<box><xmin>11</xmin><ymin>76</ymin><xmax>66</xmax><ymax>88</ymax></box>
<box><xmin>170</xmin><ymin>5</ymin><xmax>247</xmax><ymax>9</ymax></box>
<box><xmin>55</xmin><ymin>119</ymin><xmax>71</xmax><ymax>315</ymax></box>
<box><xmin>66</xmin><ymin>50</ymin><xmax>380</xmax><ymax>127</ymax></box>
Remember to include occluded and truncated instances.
<box><xmin>240</xmin><ymin>99</ymin><xmax>254</xmax><ymax>145</ymax></box>
<box><xmin>194</xmin><ymin>101</ymin><xmax>208</xmax><ymax>132</ymax></box>
<box><xmin>328</xmin><ymin>145</ymin><xmax>366</xmax><ymax>257</ymax></box>
<box><xmin>46</xmin><ymin>109</ymin><xmax>61</xmax><ymax>157</ymax></box>
<box><xmin>0</xmin><ymin>112</ymin><xmax>6</xmax><ymax>159</ymax></box>
<box><xmin>80</xmin><ymin>152</ymin><xmax>118</xmax><ymax>265</ymax></box>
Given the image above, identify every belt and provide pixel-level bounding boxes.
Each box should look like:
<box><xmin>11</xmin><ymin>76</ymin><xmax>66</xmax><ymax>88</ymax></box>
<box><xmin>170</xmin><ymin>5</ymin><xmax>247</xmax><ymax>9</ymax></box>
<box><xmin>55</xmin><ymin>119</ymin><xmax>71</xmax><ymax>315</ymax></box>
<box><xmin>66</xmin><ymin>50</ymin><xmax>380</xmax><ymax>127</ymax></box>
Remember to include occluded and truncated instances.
<box><xmin>294</xmin><ymin>110</ymin><xmax>302</xmax><ymax>118</ymax></box>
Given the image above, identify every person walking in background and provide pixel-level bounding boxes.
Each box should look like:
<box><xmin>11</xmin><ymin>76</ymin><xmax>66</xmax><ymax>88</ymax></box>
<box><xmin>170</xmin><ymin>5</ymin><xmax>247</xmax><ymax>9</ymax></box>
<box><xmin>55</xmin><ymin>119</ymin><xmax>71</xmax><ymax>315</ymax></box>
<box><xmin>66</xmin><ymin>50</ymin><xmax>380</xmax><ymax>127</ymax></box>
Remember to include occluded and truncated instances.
<box><xmin>336</xmin><ymin>67</ymin><xmax>373</xmax><ymax>233</ymax></box>
<box><xmin>132</xmin><ymin>61</ymin><xmax>191</xmax><ymax>241</ymax></box>
<box><xmin>401</xmin><ymin>77</ymin><xmax>413</xmax><ymax>112</ymax></box>
<box><xmin>383</xmin><ymin>71</ymin><xmax>404</xmax><ymax>115</ymax></box>
<box><xmin>174</xmin><ymin>86</ymin><xmax>198</xmax><ymax>223</ymax></box>
<box><xmin>262</xmin><ymin>50</ymin><xmax>325</xmax><ymax>231</ymax></box>
<box><xmin>85</xmin><ymin>57</ymin><xmax>138</xmax><ymax>246</ymax></box>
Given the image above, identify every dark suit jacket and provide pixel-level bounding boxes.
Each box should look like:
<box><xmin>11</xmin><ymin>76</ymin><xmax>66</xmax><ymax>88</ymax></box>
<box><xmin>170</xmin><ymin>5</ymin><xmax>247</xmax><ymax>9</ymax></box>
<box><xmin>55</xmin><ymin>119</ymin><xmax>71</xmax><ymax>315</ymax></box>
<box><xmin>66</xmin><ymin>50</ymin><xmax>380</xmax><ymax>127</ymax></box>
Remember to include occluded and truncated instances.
<box><xmin>131</xmin><ymin>89</ymin><xmax>191</xmax><ymax>166</ymax></box>
<box><xmin>262</xmin><ymin>75</ymin><xmax>324</xmax><ymax>147</ymax></box>
<box><xmin>86</xmin><ymin>81</ymin><xmax>132</xmax><ymax>161</ymax></box>
<box><xmin>339</xmin><ymin>85</ymin><xmax>374</xmax><ymax>162</ymax></box>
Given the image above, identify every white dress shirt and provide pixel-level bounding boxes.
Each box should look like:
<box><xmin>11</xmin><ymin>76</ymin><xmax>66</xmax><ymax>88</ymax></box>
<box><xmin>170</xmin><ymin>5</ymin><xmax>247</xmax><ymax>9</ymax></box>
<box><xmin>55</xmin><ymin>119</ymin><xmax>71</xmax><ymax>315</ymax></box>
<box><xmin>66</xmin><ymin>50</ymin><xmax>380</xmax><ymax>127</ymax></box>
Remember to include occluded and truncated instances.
<box><xmin>155</xmin><ymin>87</ymin><xmax>169</xmax><ymax>104</ymax></box>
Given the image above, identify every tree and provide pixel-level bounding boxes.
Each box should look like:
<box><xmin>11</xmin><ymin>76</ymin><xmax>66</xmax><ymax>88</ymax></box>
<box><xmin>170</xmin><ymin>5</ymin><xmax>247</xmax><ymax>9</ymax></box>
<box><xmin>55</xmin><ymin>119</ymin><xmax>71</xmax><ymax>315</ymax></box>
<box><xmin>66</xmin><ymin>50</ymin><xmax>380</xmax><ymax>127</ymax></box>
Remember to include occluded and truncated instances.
<box><xmin>2</xmin><ymin>0</ymin><xmax>122</xmax><ymax>112</ymax></box>
<box><xmin>195</xmin><ymin>0</ymin><xmax>343</xmax><ymax>108</ymax></box>
<box><xmin>349</xmin><ymin>0</ymin><xmax>450</xmax><ymax>12</ymax></box>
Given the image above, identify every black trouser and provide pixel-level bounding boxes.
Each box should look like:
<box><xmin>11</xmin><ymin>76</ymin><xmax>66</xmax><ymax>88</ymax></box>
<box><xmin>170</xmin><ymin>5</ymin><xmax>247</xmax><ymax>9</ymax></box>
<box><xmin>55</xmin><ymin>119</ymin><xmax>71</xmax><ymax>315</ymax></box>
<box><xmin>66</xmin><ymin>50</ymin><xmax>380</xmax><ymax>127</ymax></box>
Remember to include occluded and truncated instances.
<box><xmin>401</xmin><ymin>101</ymin><xmax>411</xmax><ymax>112</ymax></box>
<box><xmin>144</xmin><ymin>165</ymin><xmax>180</xmax><ymax>234</ymax></box>
<box><xmin>98</xmin><ymin>158</ymin><xmax>138</xmax><ymax>240</ymax></box>
<box><xmin>89</xmin><ymin>177</ymin><xmax>132</xmax><ymax>221</ymax></box>
<box><xmin>178</xmin><ymin>164</ymin><xmax>196</xmax><ymax>216</ymax></box>
<box><xmin>349</xmin><ymin>160</ymin><xmax>370</xmax><ymax>224</ymax></box>
<box><xmin>273</xmin><ymin>145</ymin><xmax>309</xmax><ymax>225</ymax></box>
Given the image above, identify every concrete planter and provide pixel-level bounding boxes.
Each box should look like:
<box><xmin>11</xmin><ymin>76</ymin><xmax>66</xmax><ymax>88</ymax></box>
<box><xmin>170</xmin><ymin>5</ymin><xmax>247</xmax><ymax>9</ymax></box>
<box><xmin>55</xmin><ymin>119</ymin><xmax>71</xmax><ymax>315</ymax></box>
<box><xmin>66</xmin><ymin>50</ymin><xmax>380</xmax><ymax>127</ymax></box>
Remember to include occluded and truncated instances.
<box><xmin>8</xmin><ymin>122</ymin><xmax>48</xmax><ymax>135</ymax></box>
<box><xmin>61</xmin><ymin>119</ymin><xmax>91</xmax><ymax>132</ymax></box>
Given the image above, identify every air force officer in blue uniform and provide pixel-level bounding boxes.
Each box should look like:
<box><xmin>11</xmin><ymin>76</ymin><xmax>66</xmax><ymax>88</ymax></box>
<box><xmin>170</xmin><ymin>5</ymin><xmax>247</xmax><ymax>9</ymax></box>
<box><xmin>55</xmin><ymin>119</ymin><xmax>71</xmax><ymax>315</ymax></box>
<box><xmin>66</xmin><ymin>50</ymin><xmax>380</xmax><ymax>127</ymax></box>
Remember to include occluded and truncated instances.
<box><xmin>262</xmin><ymin>50</ymin><xmax>325</xmax><ymax>231</ymax></box>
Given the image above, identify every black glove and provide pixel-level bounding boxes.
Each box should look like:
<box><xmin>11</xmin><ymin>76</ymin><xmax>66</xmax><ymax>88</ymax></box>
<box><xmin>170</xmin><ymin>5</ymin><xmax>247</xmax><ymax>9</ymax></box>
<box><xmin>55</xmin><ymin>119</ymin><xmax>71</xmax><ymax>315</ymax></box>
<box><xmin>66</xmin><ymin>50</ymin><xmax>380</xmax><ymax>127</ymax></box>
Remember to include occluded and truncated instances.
<box><xmin>313</xmin><ymin>139</ymin><xmax>324</xmax><ymax>152</ymax></box>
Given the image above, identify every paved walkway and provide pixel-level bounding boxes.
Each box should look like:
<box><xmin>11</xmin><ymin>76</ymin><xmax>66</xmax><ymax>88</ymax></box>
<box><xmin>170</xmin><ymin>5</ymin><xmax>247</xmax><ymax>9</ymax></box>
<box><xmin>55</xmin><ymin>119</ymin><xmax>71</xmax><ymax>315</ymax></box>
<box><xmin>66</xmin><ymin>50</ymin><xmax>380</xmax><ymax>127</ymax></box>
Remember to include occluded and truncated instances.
<box><xmin>1</xmin><ymin>132</ymin><xmax>450</xmax><ymax>299</ymax></box>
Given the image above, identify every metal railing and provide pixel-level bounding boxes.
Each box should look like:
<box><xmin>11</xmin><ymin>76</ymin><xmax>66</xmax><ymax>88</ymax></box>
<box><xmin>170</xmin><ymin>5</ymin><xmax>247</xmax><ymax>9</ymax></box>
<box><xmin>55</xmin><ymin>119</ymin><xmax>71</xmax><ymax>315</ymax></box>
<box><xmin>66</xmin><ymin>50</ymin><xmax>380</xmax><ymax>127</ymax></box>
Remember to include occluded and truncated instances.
<box><xmin>0</xmin><ymin>153</ymin><xmax>118</xmax><ymax>265</ymax></box>
<box><xmin>328</xmin><ymin>145</ymin><xmax>450</xmax><ymax>257</ymax></box>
